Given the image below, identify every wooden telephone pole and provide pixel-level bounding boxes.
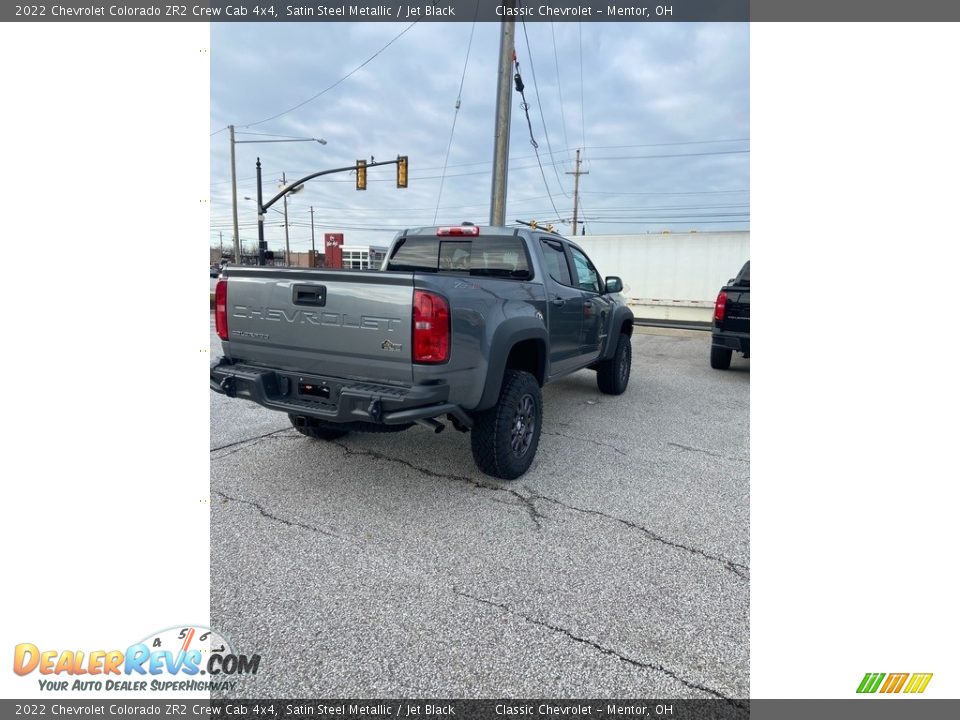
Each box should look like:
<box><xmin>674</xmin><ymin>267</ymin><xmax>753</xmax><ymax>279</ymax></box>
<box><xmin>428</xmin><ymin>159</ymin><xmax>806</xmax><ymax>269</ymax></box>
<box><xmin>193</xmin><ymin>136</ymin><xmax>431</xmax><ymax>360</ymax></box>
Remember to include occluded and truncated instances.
<box><xmin>566</xmin><ymin>148</ymin><xmax>588</xmax><ymax>235</ymax></box>
<box><xmin>489</xmin><ymin>1</ymin><xmax>516</xmax><ymax>226</ymax></box>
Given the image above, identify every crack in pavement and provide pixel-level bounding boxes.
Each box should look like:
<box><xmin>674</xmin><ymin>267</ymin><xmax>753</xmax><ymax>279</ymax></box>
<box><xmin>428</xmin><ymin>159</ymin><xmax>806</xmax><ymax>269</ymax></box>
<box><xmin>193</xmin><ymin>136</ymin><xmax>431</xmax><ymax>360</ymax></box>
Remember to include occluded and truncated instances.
<box><xmin>210</xmin><ymin>428</ymin><xmax>295</xmax><ymax>459</ymax></box>
<box><xmin>667</xmin><ymin>442</ymin><xmax>747</xmax><ymax>464</ymax></box>
<box><xmin>330</xmin><ymin>441</ymin><xmax>547</xmax><ymax>530</ymax></box>
<box><xmin>211</xmin><ymin>433</ymin><xmax>745</xmax><ymax>578</ymax></box>
<box><xmin>523</xmin><ymin>487</ymin><xmax>749</xmax><ymax>581</ymax></box>
<box><xmin>542</xmin><ymin>430</ymin><xmax>628</xmax><ymax>457</ymax></box>
<box><xmin>453</xmin><ymin>588</ymin><xmax>744</xmax><ymax>705</ymax></box>
<box><xmin>213</xmin><ymin>489</ymin><xmax>349</xmax><ymax>541</ymax></box>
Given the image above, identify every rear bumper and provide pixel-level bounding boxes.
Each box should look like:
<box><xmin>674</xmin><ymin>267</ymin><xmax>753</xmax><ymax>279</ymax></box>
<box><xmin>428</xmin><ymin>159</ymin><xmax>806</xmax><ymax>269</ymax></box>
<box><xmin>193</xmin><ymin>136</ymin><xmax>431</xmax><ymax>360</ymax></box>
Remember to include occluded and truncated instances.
<box><xmin>210</xmin><ymin>358</ymin><xmax>472</xmax><ymax>427</ymax></box>
<box><xmin>712</xmin><ymin>331</ymin><xmax>749</xmax><ymax>357</ymax></box>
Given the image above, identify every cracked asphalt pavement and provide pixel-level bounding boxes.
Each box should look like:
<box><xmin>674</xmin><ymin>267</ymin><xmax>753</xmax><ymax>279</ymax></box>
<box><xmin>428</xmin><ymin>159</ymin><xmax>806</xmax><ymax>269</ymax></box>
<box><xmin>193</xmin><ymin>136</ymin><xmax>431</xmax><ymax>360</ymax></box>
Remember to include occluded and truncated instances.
<box><xmin>210</xmin><ymin>321</ymin><xmax>749</xmax><ymax>698</ymax></box>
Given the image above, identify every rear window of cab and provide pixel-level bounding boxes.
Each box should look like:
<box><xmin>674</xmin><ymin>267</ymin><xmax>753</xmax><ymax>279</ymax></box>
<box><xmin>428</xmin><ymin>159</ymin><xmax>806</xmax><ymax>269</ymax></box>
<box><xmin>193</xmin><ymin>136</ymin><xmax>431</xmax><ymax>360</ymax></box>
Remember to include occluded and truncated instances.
<box><xmin>386</xmin><ymin>236</ymin><xmax>532</xmax><ymax>279</ymax></box>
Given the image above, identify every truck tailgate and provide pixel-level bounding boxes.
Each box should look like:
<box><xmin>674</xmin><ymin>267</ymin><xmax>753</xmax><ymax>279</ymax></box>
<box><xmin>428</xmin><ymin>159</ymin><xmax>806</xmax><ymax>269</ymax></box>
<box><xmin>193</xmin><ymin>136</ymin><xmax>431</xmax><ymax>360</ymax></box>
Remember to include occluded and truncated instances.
<box><xmin>723</xmin><ymin>288</ymin><xmax>750</xmax><ymax>334</ymax></box>
<box><xmin>221</xmin><ymin>268</ymin><xmax>414</xmax><ymax>385</ymax></box>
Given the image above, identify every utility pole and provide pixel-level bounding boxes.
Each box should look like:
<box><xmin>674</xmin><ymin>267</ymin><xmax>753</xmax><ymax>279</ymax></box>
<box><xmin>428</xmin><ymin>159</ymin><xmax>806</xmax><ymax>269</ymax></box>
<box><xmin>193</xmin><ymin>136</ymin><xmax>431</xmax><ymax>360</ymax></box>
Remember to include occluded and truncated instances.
<box><xmin>566</xmin><ymin>148</ymin><xmax>589</xmax><ymax>235</ymax></box>
<box><xmin>229</xmin><ymin>125</ymin><xmax>241</xmax><ymax>263</ymax></box>
<box><xmin>310</xmin><ymin>206</ymin><xmax>316</xmax><ymax>268</ymax></box>
<box><xmin>489</xmin><ymin>1</ymin><xmax>516</xmax><ymax>226</ymax></box>
<box><xmin>219</xmin><ymin>231</ymin><xmax>223</xmax><ymax>258</ymax></box>
<box><xmin>282</xmin><ymin>171</ymin><xmax>290</xmax><ymax>266</ymax></box>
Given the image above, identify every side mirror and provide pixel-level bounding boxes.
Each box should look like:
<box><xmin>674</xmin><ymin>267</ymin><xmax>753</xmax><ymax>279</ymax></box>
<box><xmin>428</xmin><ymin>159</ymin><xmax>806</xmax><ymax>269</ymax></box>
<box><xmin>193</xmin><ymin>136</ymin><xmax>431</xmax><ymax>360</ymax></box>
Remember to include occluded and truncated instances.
<box><xmin>605</xmin><ymin>276</ymin><xmax>623</xmax><ymax>294</ymax></box>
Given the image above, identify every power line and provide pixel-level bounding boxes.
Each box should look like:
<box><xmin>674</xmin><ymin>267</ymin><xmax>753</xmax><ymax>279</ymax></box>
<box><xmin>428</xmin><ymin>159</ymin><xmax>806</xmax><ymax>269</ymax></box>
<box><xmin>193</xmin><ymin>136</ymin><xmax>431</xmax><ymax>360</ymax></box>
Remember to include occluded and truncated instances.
<box><xmin>582</xmin><ymin>219</ymin><xmax>749</xmax><ymax>225</ymax></box>
<box><xmin>549</xmin><ymin>20</ymin><xmax>571</xmax><ymax>153</ymax></box>
<box><xmin>520</xmin><ymin>18</ymin><xmax>570</xmax><ymax>197</ymax></box>
<box><xmin>434</xmin><ymin>5</ymin><xmax>479</xmax><ymax>224</ymax></box>
<box><xmin>210</xmin><ymin>202</ymin><xmax>750</xmax><ymax>225</ymax></box>
<box><xmin>590</xmin><ymin>149</ymin><xmax>750</xmax><ymax>161</ymax></box>
<box><xmin>584</xmin><ymin>138</ymin><xmax>749</xmax><ymax>151</ymax></box>
<box><xmin>255</xmin><ymin>137</ymin><xmax>748</xmax><ymax>178</ymax></box>
<box><xmin>581</xmin><ymin>189</ymin><xmax>748</xmax><ymax>196</ymax></box>
<box><xmin>578</xmin><ymin>22</ymin><xmax>585</xmax><ymax>153</ymax></box>
<box><xmin>241</xmin><ymin>22</ymin><xmax>418</xmax><ymax>129</ymax></box>
<box><xmin>513</xmin><ymin>52</ymin><xmax>562</xmax><ymax>219</ymax></box>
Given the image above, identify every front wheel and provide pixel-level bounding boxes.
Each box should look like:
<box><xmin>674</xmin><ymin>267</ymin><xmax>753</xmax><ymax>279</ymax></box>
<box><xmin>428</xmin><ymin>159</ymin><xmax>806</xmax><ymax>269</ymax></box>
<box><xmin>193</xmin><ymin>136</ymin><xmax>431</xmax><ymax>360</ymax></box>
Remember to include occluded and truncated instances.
<box><xmin>470</xmin><ymin>370</ymin><xmax>543</xmax><ymax>480</ymax></box>
<box><xmin>596</xmin><ymin>333</ymin><xmax>632</xmax><ymax>395</ymax></box>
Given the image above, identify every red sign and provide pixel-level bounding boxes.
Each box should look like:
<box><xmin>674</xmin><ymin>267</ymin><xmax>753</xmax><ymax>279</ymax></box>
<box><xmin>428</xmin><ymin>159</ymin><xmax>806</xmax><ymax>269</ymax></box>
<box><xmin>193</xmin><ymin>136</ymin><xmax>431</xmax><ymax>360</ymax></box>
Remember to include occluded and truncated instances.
<box><xmin>324</xmin><ymin>233</ymin><xmax>343</xmax><ymax>269</ymax></box>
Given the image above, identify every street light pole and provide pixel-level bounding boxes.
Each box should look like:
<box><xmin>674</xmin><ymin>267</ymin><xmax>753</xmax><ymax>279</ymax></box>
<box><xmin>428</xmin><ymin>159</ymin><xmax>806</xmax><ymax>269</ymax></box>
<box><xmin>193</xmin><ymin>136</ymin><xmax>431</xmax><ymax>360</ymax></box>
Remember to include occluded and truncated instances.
<box><xmin>255</xmin><ymin>157</ymin><xmax>406</xmax><ymax>268</ymax></box>
<box><xmin>229</xmin><ymin>125</ymin><xmax>240</xmax><ymax>263</ymax></box>
<box><xmin>256</xmin><ymin>158</ymin><xmax>266</xmax><ymax>266</ymax></box>
<box><xmin>310</xmin><ymin>206</ymin><xmax>316</xmax><ymax>268</ymax></box>
<box><xmin>232</xmin><ymin>133</ymin><xmax>326</xmax><ymax>266</ymax></box>
<box><xmin>282</xmin><ymin>171</ymin><xmax>290</xmax><ymax>267</ymax></box>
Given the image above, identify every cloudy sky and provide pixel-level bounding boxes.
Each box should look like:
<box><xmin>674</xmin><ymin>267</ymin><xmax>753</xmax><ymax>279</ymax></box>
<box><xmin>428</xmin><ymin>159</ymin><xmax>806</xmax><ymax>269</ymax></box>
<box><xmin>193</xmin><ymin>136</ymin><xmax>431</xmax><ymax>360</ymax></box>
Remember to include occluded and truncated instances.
<box><xmin>210</xmin><ymin>21</ymin><xmax>748</xmax><ymax>254</ymax></box>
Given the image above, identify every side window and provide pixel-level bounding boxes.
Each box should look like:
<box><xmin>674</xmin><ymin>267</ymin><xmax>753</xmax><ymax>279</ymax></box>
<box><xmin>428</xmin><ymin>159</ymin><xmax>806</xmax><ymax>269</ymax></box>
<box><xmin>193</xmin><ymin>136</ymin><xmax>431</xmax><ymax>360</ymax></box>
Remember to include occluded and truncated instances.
<box><xmin>539</xmin><ymin>239</ymin><xmax>573</xmax><ymax>286</ymax></box>
<box><xmin>569</xmin><ymin>246</ymin><xmax>601</xmax><ymax>294</ymax></box>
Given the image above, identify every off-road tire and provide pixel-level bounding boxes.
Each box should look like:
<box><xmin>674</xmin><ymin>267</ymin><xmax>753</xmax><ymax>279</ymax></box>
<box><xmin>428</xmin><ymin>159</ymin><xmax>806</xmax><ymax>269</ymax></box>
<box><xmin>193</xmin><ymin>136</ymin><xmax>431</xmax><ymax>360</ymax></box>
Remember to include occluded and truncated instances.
<box><xmin>710</xmin><ymin>346</ymin><xmax>733</xmax><ymax>370</ymax></box>
<box><xmin>470</xmin><ymin>370</ymin><xmax>542</xmax><ymax>480</ymax></box>
<box><xmin>288</xmin><ymin>414</ymin><xmax>350</xmax><ymax>440</ymax></box>
<box><xmin>596</xmin><ymin>333</ymin><xmax>632</xmax><ymax>395</ymax></box>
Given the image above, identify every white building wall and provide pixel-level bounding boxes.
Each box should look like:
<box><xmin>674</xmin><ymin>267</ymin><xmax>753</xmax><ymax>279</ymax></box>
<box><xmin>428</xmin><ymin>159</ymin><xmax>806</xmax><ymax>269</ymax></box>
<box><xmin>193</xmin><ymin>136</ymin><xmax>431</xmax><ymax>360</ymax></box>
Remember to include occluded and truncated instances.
<box><xmin>573</xmin><ymin>231</ymin><xmax>750</xmax><ymax>323</ymax></box>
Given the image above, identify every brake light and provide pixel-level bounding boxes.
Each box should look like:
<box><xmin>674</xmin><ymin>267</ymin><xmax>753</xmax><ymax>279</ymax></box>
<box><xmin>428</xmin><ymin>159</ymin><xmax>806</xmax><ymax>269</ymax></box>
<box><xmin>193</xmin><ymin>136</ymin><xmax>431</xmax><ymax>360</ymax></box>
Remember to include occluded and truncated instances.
<box><xmin>413</xmin><ymin>290</ymin><xmax>450</xmax><ymax>363</ymax></box>
<box><xmin>215</xmin><ymin>279</ymin><xmax>228</xmax><ymax>340</ymax></box>
<box><xmin>436</xmin><ymin>226</ymin><xmax>480</xmax><ymax>237</ymax></box>
<box><xmin>714</xmin><ymin>290</ymin><xmax>728</xmax><ymax>323</ymax></box>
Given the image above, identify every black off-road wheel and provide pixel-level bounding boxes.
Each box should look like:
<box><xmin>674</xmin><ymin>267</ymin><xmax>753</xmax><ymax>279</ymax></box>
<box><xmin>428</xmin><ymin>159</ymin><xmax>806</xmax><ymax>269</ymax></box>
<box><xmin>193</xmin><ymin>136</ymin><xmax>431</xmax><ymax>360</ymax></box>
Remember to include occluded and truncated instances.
<box><xmin>288</xmin><ymin>414</ymin><xmax>350</xmax><ymax>440</ymax></box>
<box><xmin>470</xmin><ymin>370</ymin><xmax>543</xmax><ymax>480</ymax></box>
<box><xmin>596</xmin><ymin>333</ymin><xmax>632</xmax><ymax>395</ymax></box>
<box><xmin>710</xmin><ymin>346</ymin><xmax>733</xmax><ymax>370</ymax></box>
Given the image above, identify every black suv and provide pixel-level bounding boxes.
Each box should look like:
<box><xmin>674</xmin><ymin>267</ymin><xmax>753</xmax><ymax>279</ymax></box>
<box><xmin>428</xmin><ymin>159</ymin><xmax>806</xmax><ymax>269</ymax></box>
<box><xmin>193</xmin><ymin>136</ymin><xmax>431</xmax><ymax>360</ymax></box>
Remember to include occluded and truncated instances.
<box><xmin>710</xmin><ymin>261</ymin><xmax>750</xmax><ymax>370</ymax></box>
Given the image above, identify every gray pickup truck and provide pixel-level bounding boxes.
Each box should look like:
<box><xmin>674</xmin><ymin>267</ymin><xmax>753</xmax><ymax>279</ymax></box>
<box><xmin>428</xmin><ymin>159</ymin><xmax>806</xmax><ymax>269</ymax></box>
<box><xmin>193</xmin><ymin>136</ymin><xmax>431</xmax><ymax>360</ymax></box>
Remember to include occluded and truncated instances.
<box><xmin>211</xmin><ymin>224</ymin><xmax>634</xmax><ymax>479</ymax></box>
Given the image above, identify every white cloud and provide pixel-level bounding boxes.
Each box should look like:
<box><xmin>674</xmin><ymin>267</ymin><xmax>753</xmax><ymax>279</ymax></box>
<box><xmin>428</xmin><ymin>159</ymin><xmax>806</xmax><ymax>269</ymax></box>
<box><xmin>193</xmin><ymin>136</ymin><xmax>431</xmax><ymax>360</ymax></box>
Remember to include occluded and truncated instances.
<box><xmin>211</xmin><ymin>21</ymin><xmax>749</xmax><ymax>251</ymax></box>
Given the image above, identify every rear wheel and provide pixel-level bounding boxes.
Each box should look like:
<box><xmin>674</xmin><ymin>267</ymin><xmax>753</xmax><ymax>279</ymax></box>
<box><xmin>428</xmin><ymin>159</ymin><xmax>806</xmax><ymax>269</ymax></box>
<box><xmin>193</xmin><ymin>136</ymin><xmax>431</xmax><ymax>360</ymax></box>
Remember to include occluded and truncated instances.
<box><xmin>288</xmin><ymin>414</ymin><xmax>350</xmax><ymax>440</ymax></box>
<box><xmin>470</xmin><ymin>370</ymin><xmax>542</xmax><ymax>480</ymax></box>
<box><xmin>596</xmin><ymin>333</ymin><xmax>632</xmax><ymax>395</ymax></box>
<box><xmin>710</xmin><ymin>346</ymin><xmax>733</xmax><ymax>370</ymax></box>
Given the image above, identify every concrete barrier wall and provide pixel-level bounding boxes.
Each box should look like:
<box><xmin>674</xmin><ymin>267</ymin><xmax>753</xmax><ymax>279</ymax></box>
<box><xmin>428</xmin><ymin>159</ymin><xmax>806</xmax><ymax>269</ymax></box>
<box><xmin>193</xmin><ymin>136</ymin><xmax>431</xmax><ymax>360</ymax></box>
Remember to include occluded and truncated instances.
<box><xmin>574</xmin><ymin>231</ymin><xmax>750</xmax><ymax>324</ymax></box>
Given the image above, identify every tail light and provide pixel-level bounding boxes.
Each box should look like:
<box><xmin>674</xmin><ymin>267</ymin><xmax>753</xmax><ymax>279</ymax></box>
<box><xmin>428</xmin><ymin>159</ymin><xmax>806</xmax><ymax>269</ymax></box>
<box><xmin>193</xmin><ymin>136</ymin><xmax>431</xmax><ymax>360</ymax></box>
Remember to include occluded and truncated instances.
<box><xmin>215</xmin><ymin>279</ymin><xmax>228</xmax><ymax>340</ymax></box>
<box><xmin>412</xmin><ymin>290</ymin><xmax>450</xmax><ymax>363</ymax></box>
<box><xmin>714</xmin><ymin>290</ymin><xmax>728</xmax><ymax>323</ymax></box>
<box><xmin>436</xmin><ymin>226</ymin><xmax>480</xmax><ymax>237</ymax></box>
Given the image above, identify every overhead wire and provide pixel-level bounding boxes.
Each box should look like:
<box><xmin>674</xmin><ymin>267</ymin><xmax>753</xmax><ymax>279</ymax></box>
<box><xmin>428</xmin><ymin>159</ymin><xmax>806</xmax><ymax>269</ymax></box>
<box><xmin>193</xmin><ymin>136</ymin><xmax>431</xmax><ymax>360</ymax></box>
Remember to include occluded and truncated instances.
<box><xmin>520</xmin><ymin>17</ymin><xmax>570</xmax><ymax>197</ymax></box>
<box><xmin>549</xmin><ymin>19</ymin><xmax>571</xmax><ymax>153</ymax></box>
<box><xmin>240</xmin><ymin>22</ymin><xmax>419</xmax><ymax>129</ymax></box>
<box><xmin>434</xmin><ymin>2</ymin><xmax>479</xmax><ymax>224</ymax></box>
<box><xmin>513</xmin><ymin>49</ymin><xmax>563</xmax><ymax>219</ymax></box>
<box><xmin>578</xmin><ymin>22</ymin><xmax>585</xmax><ymax>152</ymax></box>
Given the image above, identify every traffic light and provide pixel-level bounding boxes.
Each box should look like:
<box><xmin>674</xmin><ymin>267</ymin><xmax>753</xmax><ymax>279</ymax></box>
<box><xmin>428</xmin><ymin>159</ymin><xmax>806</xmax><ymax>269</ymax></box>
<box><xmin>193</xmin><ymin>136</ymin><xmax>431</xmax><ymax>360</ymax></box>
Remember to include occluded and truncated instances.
<box><xmin>356</xmin><ymin>160</ymin><xmax>367</xmax><ymax>191</ymax></box>
<box><xmin>396</xmin><ymin>155</ymin><xmax>408</xmax><ymax>188</ymax></box>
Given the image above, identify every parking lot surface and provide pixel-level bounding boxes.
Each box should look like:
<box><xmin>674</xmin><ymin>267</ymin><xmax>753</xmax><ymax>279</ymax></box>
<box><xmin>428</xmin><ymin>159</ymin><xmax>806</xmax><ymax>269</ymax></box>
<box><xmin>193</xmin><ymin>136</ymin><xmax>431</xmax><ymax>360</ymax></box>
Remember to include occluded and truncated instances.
<box><xmin>210</xmin><ymin>322</ymin><xmax>749</xmax><ymax>698</ymax></box>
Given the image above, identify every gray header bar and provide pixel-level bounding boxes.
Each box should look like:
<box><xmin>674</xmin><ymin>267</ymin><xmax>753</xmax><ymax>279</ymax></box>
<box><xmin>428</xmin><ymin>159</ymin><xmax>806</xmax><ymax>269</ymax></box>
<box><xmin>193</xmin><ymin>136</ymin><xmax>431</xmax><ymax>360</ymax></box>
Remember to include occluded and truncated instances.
<box><xmin>1</xmin><ymin>700</ymin><xmax>959</xmax><ymax>719</ymax></box>
<box><xmin>6</xmin><ymin>0</ymin><xmax>960</xmax><ymax>23</ymax></box>
<box><xmin>7</xmin><ymin>1</ymin><xmax>748</xmax><ymax>22</ymax></box>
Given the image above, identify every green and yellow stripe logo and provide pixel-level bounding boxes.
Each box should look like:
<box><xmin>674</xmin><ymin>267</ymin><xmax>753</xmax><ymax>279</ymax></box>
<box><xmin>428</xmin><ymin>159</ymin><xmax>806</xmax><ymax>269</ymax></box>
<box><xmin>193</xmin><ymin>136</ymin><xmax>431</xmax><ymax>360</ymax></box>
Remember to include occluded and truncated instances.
<box><xmin>857</xmin><ymin>672</ymin><xmax>933</xmax><ymax>694</ymax></box>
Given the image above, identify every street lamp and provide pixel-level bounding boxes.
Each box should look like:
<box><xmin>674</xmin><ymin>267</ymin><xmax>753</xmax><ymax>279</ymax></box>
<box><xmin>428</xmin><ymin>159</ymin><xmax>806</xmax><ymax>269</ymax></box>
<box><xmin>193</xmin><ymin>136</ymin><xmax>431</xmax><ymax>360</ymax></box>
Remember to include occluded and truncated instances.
<box><xmin>227</xmin><ymin>126</ymin><xmax>326</xmax><ymax>266</ymax></box>
<box><xmin>279</xmin><ymin>173</ymin><xmax>304</xmax><ymax>267</ymax></box>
